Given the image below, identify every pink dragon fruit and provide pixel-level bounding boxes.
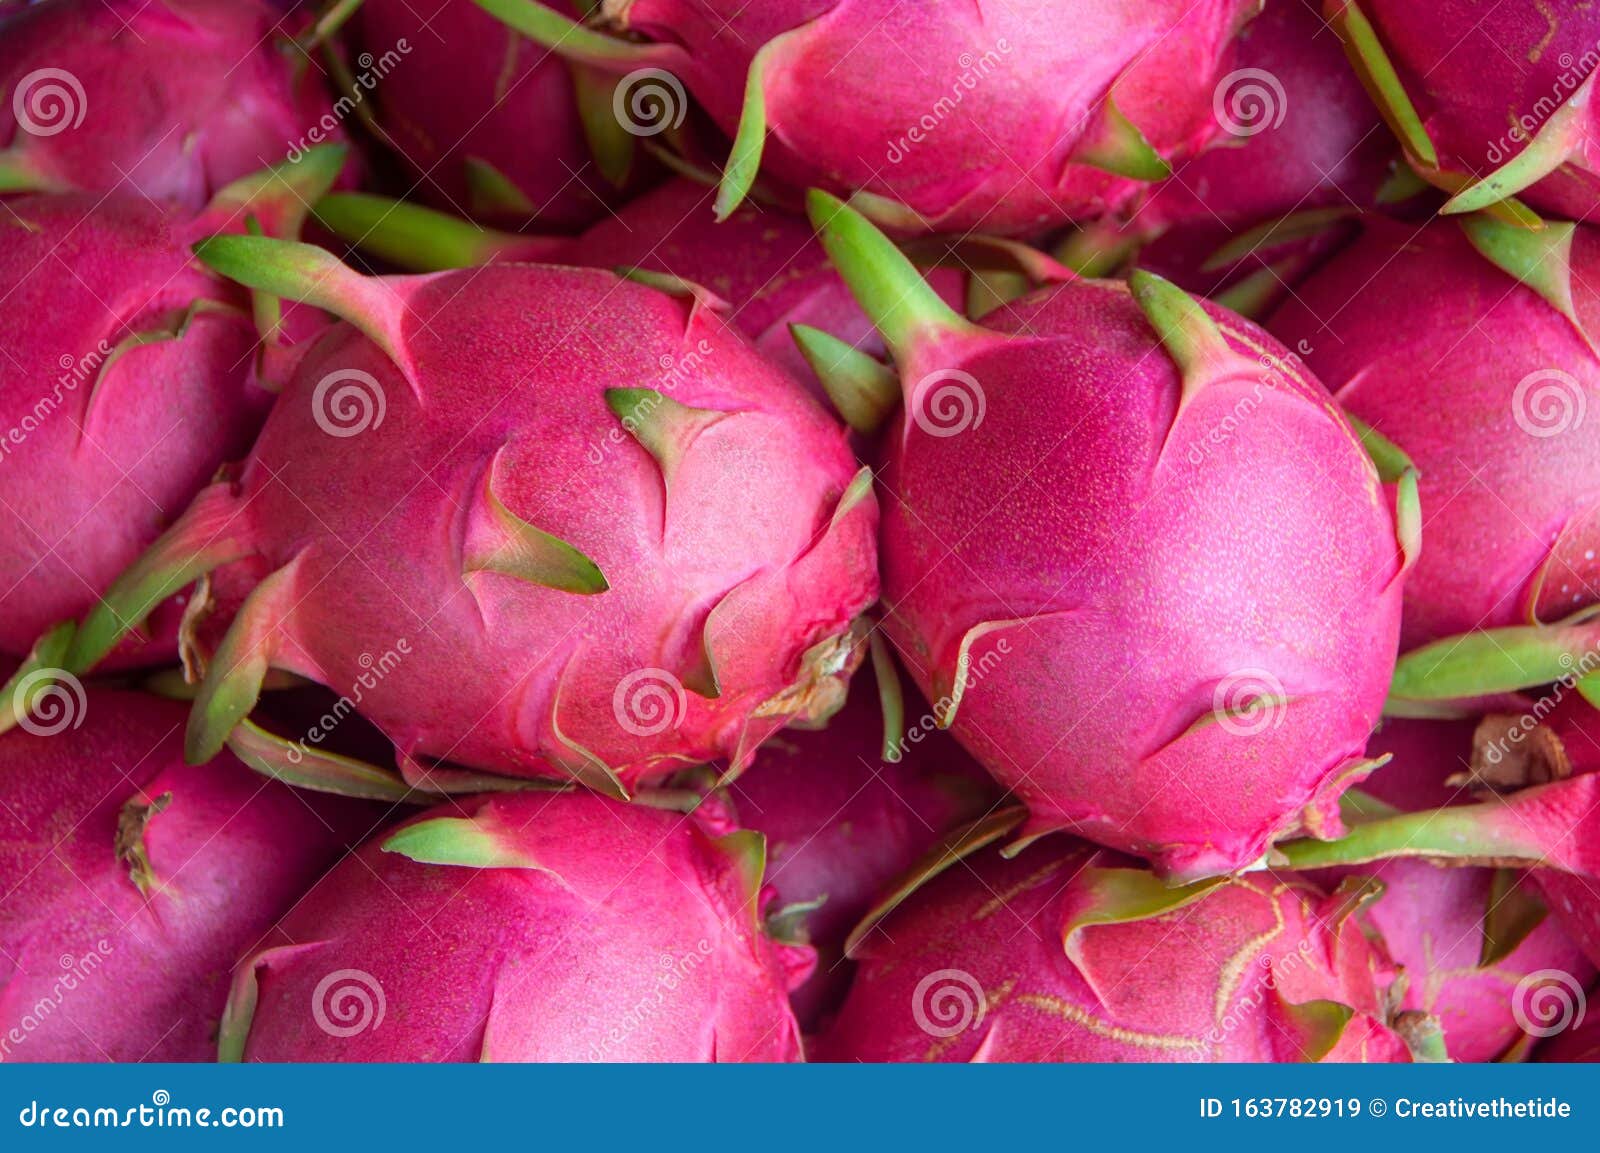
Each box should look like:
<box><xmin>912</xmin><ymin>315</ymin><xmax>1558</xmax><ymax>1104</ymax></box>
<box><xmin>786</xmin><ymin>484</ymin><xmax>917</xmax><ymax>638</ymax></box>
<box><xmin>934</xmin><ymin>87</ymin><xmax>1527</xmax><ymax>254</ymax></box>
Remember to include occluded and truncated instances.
<box><xmin>0</xmin><ymin>148</ymin><xmax>343</xmax><ymax>695</ymax></box>
<box><xmin>0</xmin><ymin>689</ymin><xmax>370</xmax><ymax>1062</ymax></box>
<box><xmin>723</xmin><ymin>659</ymin><xmax>1001</xmax><ymax>1027</ymax></box>
<box><xmin>0</xmin><ymin>0</ymin><xmax>348</xmax><ymax>205</ymax></box>
<box><xmin>1271</xmin><ymin>215</ymin><xmax>1600</xmax><ymax>657</ymax></box>
<box><xmin>1325</xmin><ymin>0</ymin><xmax>1600</xmax><ymax>222</ymax></box>
<box><xmin>345</xmin><ymin>0</ymin><xmax>635</xmax><ymax>230</ymax></box>
<box><xmin>473</xmin><ymin>0</ymin><xmax>1261</xmax><ymax>234</ymax></box>
<box><xmin>67</xmin><ymin>236</ymin><xmax>878</xmax><ymax>794</ymax></box>
<box><xmin>807</xmin><ymin>192</ymin><xmax>1410</xmax><ymax>880</ymax></box>
<box><xmin>219</xmin><ymin>790</ymin><xmax>809</xmax><ymax>1061</ymax></box>
<box><xmin>818</xmin><ymin>833</ymin><xmax>1419</xmax><ymax>1062</ymax></box>
<box><xmin>1060</xmin><ymin>0</ymin><xmax>1395</xmax><ymax>309</ymax></box>
<box><xmin>1313</xmin><ymin>719</ymin><xmax>1595</xmax><ymax>1062</ymax></box>
<box><xmin>312</xmin><ymin>178</ymin><xmax>974</xmax><ymax>405</ymax></box>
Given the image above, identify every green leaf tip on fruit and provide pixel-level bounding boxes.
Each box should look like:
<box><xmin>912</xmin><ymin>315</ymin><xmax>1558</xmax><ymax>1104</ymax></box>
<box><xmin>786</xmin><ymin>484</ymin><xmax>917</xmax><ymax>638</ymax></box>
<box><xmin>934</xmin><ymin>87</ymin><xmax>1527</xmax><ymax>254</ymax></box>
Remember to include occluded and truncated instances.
<box><xmin>790</xmin><ymin>324</ymin><xmax>899</xmax><ymax>437</ymax></box>
<box><xmin>805</xmin><ymin>188</ymin><xmax>981</xmax><ymax>370</ymax></box>
<box><xmin>1075</xmin><ymin>95</ymin><xmax>1171</xmax><ymax>182</ymax></box>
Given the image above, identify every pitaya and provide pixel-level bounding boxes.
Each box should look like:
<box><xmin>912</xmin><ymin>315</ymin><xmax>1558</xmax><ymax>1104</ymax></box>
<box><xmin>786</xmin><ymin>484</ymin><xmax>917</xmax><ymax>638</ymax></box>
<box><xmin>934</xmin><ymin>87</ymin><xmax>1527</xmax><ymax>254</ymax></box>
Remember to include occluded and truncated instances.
<box><xmin>818</xmin><ymin>833</ymin><xmax>1419</xmax><ymax>1062</ymax></box>
<box><xmin>312</xmin><ymin>178</ymin><xmax>973</xmax><ymax>404</ymax></box>
<box><xmin>1313</xmin><ymin>719</ymin><xmax>1595</xmax><ymax>1062</ymax></box>
<box><xmin>473</xmin><ymin>0</ymin><xmax>1261</xmax><ymax>234</ymax></box>
<box><xmin>0</xmin><ymin>148</ymin><xmax>344</xmax><ymax>699</ymax></box>
<box><xmin>219</xmin><ymin>790</ymin><xmax>809</xmax><ymax>1061</ymax></box>
<box><xmin>344</xmin><ymin>0</ymin><xmax>635</xmax><ymax>230</ymax></box>
<box><xmin>67</xmin><ymin>236</ymin><xmax>878</xmax><ymax>794</ymax></box>
<box><xmin>1270</xmin><ymin>215</ymin><xmax>1600</xmax><ymax>655</ymax></box>
<box><xmin>0</xmin><ymin>689</ymin><xmax>370</xmax><ymax>1062</ymax></box>
<box><xmin>807</xmin><ymin>191</ymin><xmax>1410</xmax><ymax>880</ymax></box>
<box><xmin>1059</xmin><ymin>0</ymin><xmax>1394</xmax><ymax>309</ymax></box>
<box><xmin>723</xmin><ymin>658</ymin><xmax>1001</xmax><ymax>1027</ymax></box>
<box><xmin>1326</xmin><ymin>0</ymin><xmax>1600</xmax><ymax>222</ymax></box>
<box><xmin>0</xmin><ymin>0</ymin><xmax>348</xmax><ymax>205</ymax></box>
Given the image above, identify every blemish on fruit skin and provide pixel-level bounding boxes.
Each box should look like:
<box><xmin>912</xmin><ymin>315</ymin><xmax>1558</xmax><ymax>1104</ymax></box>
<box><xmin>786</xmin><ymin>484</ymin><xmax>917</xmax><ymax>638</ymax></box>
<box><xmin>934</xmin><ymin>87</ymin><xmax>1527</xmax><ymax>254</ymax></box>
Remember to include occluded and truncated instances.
<box><xmin>1529</xmin><ymin>2</ymin><xmax>1557</xmax><ymax>63</ymax></box>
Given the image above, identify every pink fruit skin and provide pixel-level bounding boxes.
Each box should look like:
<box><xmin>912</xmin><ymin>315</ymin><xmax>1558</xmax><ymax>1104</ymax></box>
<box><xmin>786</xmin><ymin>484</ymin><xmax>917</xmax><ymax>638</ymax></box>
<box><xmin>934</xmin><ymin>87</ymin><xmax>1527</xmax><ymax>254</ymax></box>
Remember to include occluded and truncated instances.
<box><xmin>880</xmin><ymin>281</ymin><xmax>1404</xmax><ymax>879</ymax></box>
<box><xmin>1538</xmin><ymin>1008</ymin><xmax>1600</xmax><ymax>1061</ymax></box>
<box><xmin>1269</xmin><ymin>219</ymin><xmax>1600</xmax><ymax>650</ymax></box>
<box><xmin>226</xmin><ymin>791</ymin><xmax>807</xmax><ymax>1061</ymax></box>
<box><xmin>1127</xmin><ymin>0</ymin><xmax>1392</xmax><ymax>291</ymax></box>
<box><xmin>1354</xmin><ymin>0</ymin><xmax>1600</xmax><ymax>220</ymax></box>
<box><xmin>1323</xmin><ymin>719</ymin><xmax>1596</xmax><ymax>1061</ymax></box>
<box><xmin>0</xmin><ymin>0</ymin><xmax>345</xmax><ymax>206</ymax></box>
<box><xmin>729</xmin><ymin>666</ymin><xmax>1001</xmax><ymax>1027</ymax></box>
<box><xmin>351</xmin><ymin>0</ymin><xmax>614</xmax><ymax>230</ymax></box>
<box><xmin>0</xmin><ymin>195</ymin><xmax>271</xmax><ymax>663</ymax></box>
<box><xmin>818</xmin><ymin>837</ymin><xmax>1412</xmax><ymax>1062</ymax></box>
<box><xmin>173</xmin><ymin>264</ymin><xmax>877</xmax><ymax>787</ymax></box>
<box><xmin>608</xmin><ymin>0</ymin><xmax>1257</xmax><ymax>234</ymax></box>
<box><xmin>0</xmin><ymin>690</ymin><xmax>370</xmax><ymax>1062</ymax></box>
<box><xmin>571</xmin><ymin>180</ymin><xmax>965</xmax><ymax>398</ymax></box>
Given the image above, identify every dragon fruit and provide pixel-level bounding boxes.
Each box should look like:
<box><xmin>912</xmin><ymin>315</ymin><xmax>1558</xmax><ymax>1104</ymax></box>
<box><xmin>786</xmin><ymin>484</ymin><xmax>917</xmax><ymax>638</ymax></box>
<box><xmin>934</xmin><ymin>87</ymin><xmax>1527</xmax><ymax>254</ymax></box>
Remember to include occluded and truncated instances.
<box><xmin>1325</xmin><ymin>0</ymin><xmax>1600</xmax><ymax>222</ymax></box>
<box><xmin>473</xmin><ymin>0</ymin><xmax>1261</xmax><ymax>234</ymax></box>
<box><xmin>0</xmin><ymin>148</ymin><xmax>344</xmax><ymax>693</ymax></box>
<box><xmin>1271</xmin><ymin>215</ymin><xmax>1600</xmax><ymax>656</ymax></box>
<box><xmin>818</xmin><ymin>833</ymin><xmax>1418</xmax><ymax>1062</ymax></box>
<box><xmin>345</xmin><ymin>0</ymin><xmax>634</xmax><ymax>230</ymax></box>
<box><xmin>313</xmin><ymin>178</ymin><xmax>973</xmax><ymax>403</ymax></box>
<box><xmin>0</xmin><ymin>0</ymin><xmax>347</xmax><ymax>205</ymax></box>
<box><xmin>219</xmin><ymin>790</ymin><xmax>809</xmax><ymax>1061</ymax></box>
<box><xmin>723</xmin><ymin>659</ymin><xmax>1001</xmax><ymax>1027</ymax></box>
<box><xmin>0</xmin><ymin>689</ymin><xmax>370</xmax><ymax>1062</ymax></box>
<box><xmin>1312</xmin><ymin>719</ymin><xmax>1595</xmax><ymax>1062</ymax></box>
<box><xmin>1059</xmin><ymin>0</ymin><xmax>1394</xmax><ymax>309</ymax></box>
<box><xmin>807</xmin><ymin>191</ymin><xmax>1410</xmax><ymax>880</ymax></box>
<box><xmin>67</xmin><ymin>236</ymin><xmax>878</xmax><ymax>793</ymax></box>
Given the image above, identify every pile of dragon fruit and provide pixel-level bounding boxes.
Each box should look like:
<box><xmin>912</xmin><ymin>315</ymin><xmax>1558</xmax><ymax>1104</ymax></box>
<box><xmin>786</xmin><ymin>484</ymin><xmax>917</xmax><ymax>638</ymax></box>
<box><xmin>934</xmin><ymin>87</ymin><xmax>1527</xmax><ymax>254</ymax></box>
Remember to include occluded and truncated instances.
<box><xmin>2</xmin><ymin>0</ymin><xmax>1599</xmax><ymax>1066</ymax></box>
